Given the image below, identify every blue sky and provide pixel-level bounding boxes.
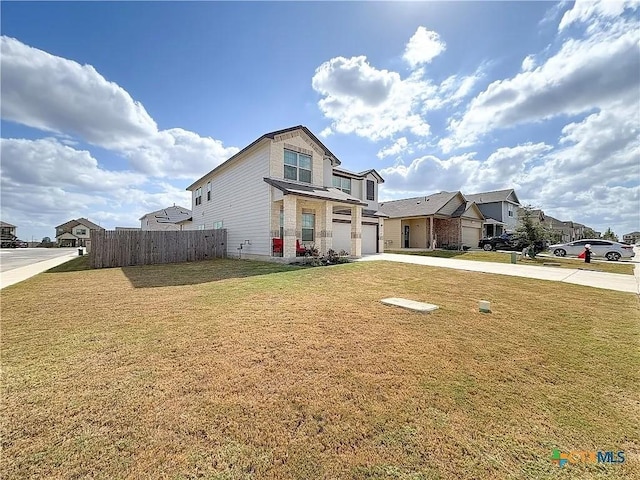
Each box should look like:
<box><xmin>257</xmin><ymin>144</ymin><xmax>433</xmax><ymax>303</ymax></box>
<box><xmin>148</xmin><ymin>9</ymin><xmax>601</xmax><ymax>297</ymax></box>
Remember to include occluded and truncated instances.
<box><xmin>1</xmin><ymin>0</ymin><xmax>639</xmax><ymax>242</ymax></box>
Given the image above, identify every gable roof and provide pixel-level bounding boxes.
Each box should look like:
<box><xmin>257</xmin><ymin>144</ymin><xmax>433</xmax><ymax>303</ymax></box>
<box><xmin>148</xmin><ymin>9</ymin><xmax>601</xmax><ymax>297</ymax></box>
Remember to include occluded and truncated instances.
<box><xmin>451</xmin><ymin>201</ymin><xmax>485</xmax><ymax>220</ymax></box>
<box><xmin>264</xmin><ymin>178</ymin><xmax>367</xmax><ymax>206</ymax></box>
<box><xmin>139</xmin><ymin>205</ymin><xmax>192</xmax><ymax>222</ymax></box>
<box><xmin>186</xmin><ymin>126</ymin><xmax>341</xmax><ymax>191</ymax></box>
<box><xmin>465</xmin><ymin>189</ymin><xmax>520</xmax><ymax>205</ymax></box>
<box><xmin>333</xmin><ymin>166</ymin><xmax>385</xmax><ymax>183</ymax></box>
<box><xmin>0</xmin><ymin>221</ymin><xmax>16</xmax><ymax>228</ymax></box>
<box><xmin>378</xmin><ymin>191</ymin><xmax>461</xmax><ymax>218</ymax></box>
<box><xmin>55</xmin><ymin>218</ymin><xmax>103</xmax><ymax>231</ymax></box>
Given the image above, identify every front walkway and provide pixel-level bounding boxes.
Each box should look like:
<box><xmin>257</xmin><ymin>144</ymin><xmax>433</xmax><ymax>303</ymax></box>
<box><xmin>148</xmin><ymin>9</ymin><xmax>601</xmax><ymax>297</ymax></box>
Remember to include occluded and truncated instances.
<box><xmin>357</xmin><ymin>253</ymin><xmax>640</xmax><ymax>294</ymax></box>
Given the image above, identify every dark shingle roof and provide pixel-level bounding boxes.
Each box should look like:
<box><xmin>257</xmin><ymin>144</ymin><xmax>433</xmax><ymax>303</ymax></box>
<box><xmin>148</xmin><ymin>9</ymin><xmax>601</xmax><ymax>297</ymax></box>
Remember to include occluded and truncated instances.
<box><xmin>465</xmin><ymin>189</ymin><xmax>519</xmax><ymax>205</ymax></box>
<box><xmin>0</xmin><ymin>221</ymin><xmax>16</xmax><ymax>228</ymax></box>
<box><xmin>378</xmin><ymin>192</ymin><xmax>459</xmax><ymax>218</ymax></box>
<box><xmin>139</xmin><ymin>206</ymin><xmax>192</xmax><ymax>222</ymax></box>
<box><xmin>264</xmin><ymin>178</ymin><xmax>367</xmax><ymax>206</ymax></box>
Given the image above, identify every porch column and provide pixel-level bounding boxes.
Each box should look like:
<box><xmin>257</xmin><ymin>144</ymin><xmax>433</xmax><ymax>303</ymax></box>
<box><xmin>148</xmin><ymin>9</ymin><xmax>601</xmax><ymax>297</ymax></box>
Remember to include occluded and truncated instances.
<box><xmin>319</xmin><ymin>202</ymin><xmax>333</xmax><ymax>254</ymax></box>
<box><xmin>283</xmin><ymin>194</ymin><xmax>298</xmax><ymax>259</ymax></box>
<box><xmin>378</xmin><ymin>218</ymin><xmax>384</xmax><ymax>253</ymax></box>
<box><xmin>350</xmin><ymin>205</ymin><xmax>362</xmax><ymax>257</ymax></box>
<box><xmin>430</xmin><ymin>216</ymin><xmax>435</xmax><ymax>250</ymax></box>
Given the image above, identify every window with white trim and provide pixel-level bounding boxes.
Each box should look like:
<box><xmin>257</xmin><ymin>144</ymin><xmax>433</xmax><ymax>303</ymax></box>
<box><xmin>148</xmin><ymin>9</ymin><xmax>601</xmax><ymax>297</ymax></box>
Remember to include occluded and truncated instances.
<box><xmin>213</xmin><ymin>221</ymin><xmax>223</xmax><ymax>229</ymax></box>
<box><xmin>332</xmin><ymin>175</ymin><xmax>351</xmax><ymax>194</ymax></box>
<box><xmin>195</xmin><ymin>187</ymin><xmax>202</xmax><ymax>206</ymax></box>
<box><xmin>284</xmin><ymin>150</ymin><xmax>312</xmax><ymax>183</ymax></box>
<box><xmin>76</xmin><ymin>228</ymin><xmax>87</xmax><ymax>235</ymax></box>
<box><xmin>198</xmin><ymin>224</ymin><xmax>206</xmax><ymax>230</ymax></box>
<box><xmin>207</xmin><ymin>182</ymin><xmax>211</xmax><ymax>201</ymax></box>
<box><xmin>508</xmin><ymin>204</ymin><xmax>514</xmax><ymax>217</ymax></box>
<box><xmin>301</xmin><ymin>213</ymin><xmax>315</xmax><ymax>242</ymax></box>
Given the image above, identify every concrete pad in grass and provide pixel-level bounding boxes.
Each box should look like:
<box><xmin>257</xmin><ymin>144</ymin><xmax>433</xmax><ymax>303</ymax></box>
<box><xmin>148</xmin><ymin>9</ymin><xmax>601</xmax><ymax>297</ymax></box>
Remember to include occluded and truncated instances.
<box><xmin>381</xmin><ymin>297</ymin><xmax>439</xmax><ymax>313</ymax></box>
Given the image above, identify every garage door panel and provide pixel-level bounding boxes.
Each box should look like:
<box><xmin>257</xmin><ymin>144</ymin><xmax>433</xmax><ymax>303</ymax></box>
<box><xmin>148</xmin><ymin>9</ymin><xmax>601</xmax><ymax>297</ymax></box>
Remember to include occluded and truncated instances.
<box><xmin>462</xmin><ymin>226</ymin><xmax>480</xmax><ymax>248</ymax></box>
<box><xmin>362</xmin><ymin>224</ymin><xmax>378</xmax><ymax>254</ymax></box>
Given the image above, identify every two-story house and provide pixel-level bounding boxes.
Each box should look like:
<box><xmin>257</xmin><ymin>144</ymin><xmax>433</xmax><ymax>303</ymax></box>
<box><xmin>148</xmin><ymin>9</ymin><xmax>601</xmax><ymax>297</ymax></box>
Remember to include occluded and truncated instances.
<box><xmin>185</xmin><ymin>126</ymin><xmax>385</xmax><ymax>260</ymax></box>
<box><xmin>55</xmin><ymin>218</ymin><xmax>104</xmax><ymax>247</ymax></box>
<box><xmin>464</xmin><ymin>189</ymin><xmax>521</xmax><ymax>238</ymax></box>
<box><xmin>139</xmin><ymin>205</ymin><xmax>193</xmax><ymax>231</ymax></box>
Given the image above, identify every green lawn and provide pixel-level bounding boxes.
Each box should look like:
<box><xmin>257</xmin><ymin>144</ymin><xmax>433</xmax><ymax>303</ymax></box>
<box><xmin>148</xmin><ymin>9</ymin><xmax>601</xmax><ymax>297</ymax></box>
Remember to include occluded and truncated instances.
<box><xmin>386</xmin><ymin>249</ymin><xmax>636</xmax><ymax>275</ymax></box>
<box><xmin>2</xmin><ymin>259</ymin><xmax>638</xmax><ymax>479</ymax></box>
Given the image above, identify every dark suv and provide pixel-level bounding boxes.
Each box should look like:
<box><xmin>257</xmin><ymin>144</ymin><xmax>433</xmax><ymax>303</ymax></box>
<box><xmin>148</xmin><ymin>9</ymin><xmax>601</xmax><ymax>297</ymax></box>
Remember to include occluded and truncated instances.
<box><xmin>478</xmin><ymin>233</ymin><xmax>546</xmax><ymax>252</ymax></box>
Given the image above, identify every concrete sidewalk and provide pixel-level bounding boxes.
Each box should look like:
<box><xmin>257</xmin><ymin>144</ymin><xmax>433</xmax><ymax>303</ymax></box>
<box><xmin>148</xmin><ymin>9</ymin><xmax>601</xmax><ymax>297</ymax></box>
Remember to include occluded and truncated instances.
<box><xmin>0</xmin><ymin>251</ymin><xmax>79</xmax><ymax>290</ymax></box>
<box><xmin>357</xmin><ymin>253</ymin><xmax>640</xmax><ymax>294</ymax></box>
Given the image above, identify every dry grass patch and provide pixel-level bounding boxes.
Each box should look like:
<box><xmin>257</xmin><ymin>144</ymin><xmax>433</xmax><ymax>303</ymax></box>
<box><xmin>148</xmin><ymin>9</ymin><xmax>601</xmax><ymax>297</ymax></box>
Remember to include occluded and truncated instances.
<box><xmin>386</xmin><ymin>249</ymin><xmax>635</xmax><ymax>275</ymax></box>
<box><xmin>2</xmin><ymin>259</ymin><xmax>639</xmax><ymax>479</ymax></box>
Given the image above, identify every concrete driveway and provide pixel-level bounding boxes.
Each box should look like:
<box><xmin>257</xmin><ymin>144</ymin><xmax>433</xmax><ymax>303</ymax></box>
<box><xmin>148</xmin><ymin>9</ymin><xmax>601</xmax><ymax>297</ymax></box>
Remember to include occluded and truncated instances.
<box><xmin>0</xmin><ymin>248</ymin><xmax>79</xmax><ymax>289</ymax></box>
<box><xmin>358</xmin><ymin>252</ymin><xmax>640</xmax><ymax>294</ymax></box>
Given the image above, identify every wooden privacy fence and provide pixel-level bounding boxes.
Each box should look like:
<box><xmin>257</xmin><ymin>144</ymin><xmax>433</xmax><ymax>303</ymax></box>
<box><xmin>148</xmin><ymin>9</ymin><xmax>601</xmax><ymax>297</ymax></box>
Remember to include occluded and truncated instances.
<box><xmin>89</xmin><ymin>229</ymin><xmax>227</xmax><ymax>268</ymax></box>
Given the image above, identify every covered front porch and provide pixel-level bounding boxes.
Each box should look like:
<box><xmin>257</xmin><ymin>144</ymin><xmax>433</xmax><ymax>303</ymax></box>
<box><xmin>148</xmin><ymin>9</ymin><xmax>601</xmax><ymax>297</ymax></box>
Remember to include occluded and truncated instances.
<box><xmin>269</xmin><ymin>195</ymin><xmax>364</xmax><ymax>259</ymax></box>
<box><xmin>386</xmin><ymin>216</ymin><xmax>463</xmax><ymax>250</ymax></box>
<box><xmin>483</xmin><ymin>218</ymin><xmax>506</xmax><ymax>238</ymax></box>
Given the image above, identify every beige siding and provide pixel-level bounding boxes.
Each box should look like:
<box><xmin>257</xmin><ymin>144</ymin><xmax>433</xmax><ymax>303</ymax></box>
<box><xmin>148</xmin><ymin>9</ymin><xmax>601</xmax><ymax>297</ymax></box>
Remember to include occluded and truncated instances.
<box><xmin>383</xmin><ymin>218</ymin><xmax>402</xmax><ymax>250</ymax></box>
<box><xmin>404</xmin><ymin>218</ymin><xmax>427</xmax><ymax>248</ymax></box>
<box><xmin>191</xmin><ymin>143</ymin><xmax>271</xmax><ymax>257</ymax></box>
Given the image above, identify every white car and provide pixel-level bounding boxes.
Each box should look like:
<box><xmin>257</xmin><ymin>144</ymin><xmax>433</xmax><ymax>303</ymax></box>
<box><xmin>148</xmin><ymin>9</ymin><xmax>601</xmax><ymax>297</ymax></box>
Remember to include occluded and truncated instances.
<box><xmin>549</xmin><ymin>239</ymin><xmax>635</xmax><ymax>261</ymax></box>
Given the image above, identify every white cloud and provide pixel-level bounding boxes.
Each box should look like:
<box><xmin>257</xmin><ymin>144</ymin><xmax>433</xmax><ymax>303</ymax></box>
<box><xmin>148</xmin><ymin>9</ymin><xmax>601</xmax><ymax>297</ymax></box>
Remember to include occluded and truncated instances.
<box><xmin>403</xmin><ymin>27</ymin><xmax>446</xmax><ymax>68</ymax></box>
<box><xmin>377</xmin><ymin>137</ymin><xmax>408</xmax><ymax>159</ymax></box>
<box><xmin>312</xmin><ymin>56</ymin><xmax>432</xmax><ymax>140</ymax></box>
<box><xmin>441</xmin><ymin>16</ymin><xmax>640</xmax><ymax>152</ymax></box>
<box><xmin>0</xmin><ymin>36</ymin><xmax>238</xmax><ymax>178</ymax></box>
<box><xmin>0</xmin><ymin>36</ymin><xmax>157</xmax><ymax>150</ymax></box>
<box><xmin>312</xmin><ymin>57</ymin><xmax>483</xmax><ymax>141</ymax></box>
<box><xmin>1</xmin><ymin>137</ymin><xmax>146</xmax><ymax>191</ymax></box>
<box><xmin>559</xmin><ymin>0</ymin><xmax>638</xmax><ymax>31</ymax></box>
<box><xmin>0</xmin><ymin>138</ymin><xmax>194</xmax><ymax>238</ymax></box>
<box><xmin>521</xmin><ymin>55</ymin><xmax>536</xmax><ymax>72</ymax></box>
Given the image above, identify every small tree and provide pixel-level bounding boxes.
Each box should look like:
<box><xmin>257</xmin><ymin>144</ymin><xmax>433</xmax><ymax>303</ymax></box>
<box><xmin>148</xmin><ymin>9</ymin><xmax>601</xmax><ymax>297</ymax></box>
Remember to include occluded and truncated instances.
<box><xmin>582</xmin><ymin>227</ymin><xmax>597</xmax><ymax>239</ymax></box>
<box><xmin>515</xmin><ymin>205</ymin><xmax>549</xmax><ymax>258</ymax></box>
<box><xmin>42</xmin><ymin>236</ymin><xmax>52</xmax><ymax>243</ymax></box>
<box><xmin>602</xmin><ymin>227</ymin><xmax>618</xmax><ymax>242</ymax></box>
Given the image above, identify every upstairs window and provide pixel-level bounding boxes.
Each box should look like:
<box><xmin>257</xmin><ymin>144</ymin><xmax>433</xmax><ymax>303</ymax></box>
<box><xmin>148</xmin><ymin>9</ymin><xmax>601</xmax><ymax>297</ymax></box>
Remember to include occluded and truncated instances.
<box><xmin>76</xmin><ymin>228</ymin><xmax>87</xmax><ymax>235</ymax></box>
<box><xmin>284</xmin><ymin>150</ymin><xmax>312</xmax><ymax>183</ymax></box>
<box><xmin>207</xmin><ymin>182</ymin><xmax>211</xmax><ymax>201</ymax></box>
<box><xmin>332</xmin><ymin>176</ymin><xmax>351</xmax><ymax>194</ymax></box>
<box><xmin>195</xmin><ymin>187</ymin><xmax>202</xmax><ymax>206</ymax></box>
<box><xmin>508</xmin><ymin>204</ymin><xmax>514</xmax><ymax>217</ymax></box>
<box><xmin>366</xmin><ymin>180</ymin><xmax>375</xmax><ymax>201</ymax></box>
<box><xmin>213</xmin><ymin>221</ymin><xmax>223</xmax><ymax>229</ymax></box>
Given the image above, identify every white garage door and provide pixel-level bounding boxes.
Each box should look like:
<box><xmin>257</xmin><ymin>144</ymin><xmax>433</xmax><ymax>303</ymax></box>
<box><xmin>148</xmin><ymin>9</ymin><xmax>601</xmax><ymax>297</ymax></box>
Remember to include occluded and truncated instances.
<box><xmin>462</xmin><ymin>226</ymin><xmax>481</xmax><ymax>249</ymax></box>
<box><xmin>332</xmin><ymin>222</ymin><xmax>351</xmax><ymax>253</ymax></box>
<box><xmin>362</xmin><ymin>224</ymin><xmax>378</xmax><ymax>254</ymax></box>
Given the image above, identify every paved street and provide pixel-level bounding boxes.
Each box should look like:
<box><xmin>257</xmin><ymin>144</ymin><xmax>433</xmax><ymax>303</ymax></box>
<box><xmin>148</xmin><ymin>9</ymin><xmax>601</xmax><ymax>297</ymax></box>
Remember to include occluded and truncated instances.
<box><xmin>0</xmin><ymin>248</ymin><xmax>79</xmax><ymax>273</ymax></box>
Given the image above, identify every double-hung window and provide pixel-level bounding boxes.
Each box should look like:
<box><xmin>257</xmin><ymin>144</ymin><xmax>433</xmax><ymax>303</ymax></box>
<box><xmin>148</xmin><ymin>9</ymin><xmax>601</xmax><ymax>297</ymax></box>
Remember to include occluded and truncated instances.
<box><xmin>332</xmin><ymin>176</ymin><xmax>351</xmax><ymax>194</ymax></box>
<box><xmin>508</xmin><ymin>205</ymin><xmax>514</xmax><ymax>217</ymax></box>
<box><xmin>284</xmin><ymin>150</ymin><xmax>312</xmax><ymax>183</ymax></box>
<box><xmin>301</xmin><ymin>213</ymin><xmax>315</xmax><ymax>242</ymax></box>
<box><xmin>195</xmin><ymin>187</ymin><xmax>202</xmax><ymax>206</ymax></box>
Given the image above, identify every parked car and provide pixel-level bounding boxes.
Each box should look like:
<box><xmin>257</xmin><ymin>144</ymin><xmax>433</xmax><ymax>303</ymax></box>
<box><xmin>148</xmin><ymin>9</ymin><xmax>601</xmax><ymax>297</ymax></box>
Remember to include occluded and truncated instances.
<box><xmin>478</xmin><ymin>233</ymin><xmax>546</xmax><ymax>253</ymax></box>
<box><xmin>549</xmin><ymin>239</ymin><xmax>635</xmax><ymax>261</ymax></box>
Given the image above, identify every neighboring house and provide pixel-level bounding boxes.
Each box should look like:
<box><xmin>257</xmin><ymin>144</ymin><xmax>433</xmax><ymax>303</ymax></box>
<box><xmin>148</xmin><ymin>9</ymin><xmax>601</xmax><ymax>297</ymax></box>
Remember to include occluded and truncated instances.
<box><xmin>623</xmin><ymin>231</ymin><xmax>640</xmax><ymax>244</ymax></box>
<box><xmin>526</xmin><ymin>210</ymin><xmax>595</xmax><ymax>242</ymax></box>
<box><xmin>55</xmin><ymin>218</ymin><xmax>104</xmax><ymax>247</ymax></box>
<box><xmin>139</xmin><ymin>205</ymin><xmax>193</xmax><ymax>231</ymax></box>
<box><xmin>379</xmin><ymin>191</ymin><xmax>485</xmax><ymax>250</ymax></box>
<box><xmin>185</xmin><ymin>125</ymin><xmax>385</xmax><ymax>259</ymax></box>
<box><xmin>465</xmin><ymin>189</ymin><xmax>521</xmax><ymax>237</ymax></box>
<box><xmin>1</xmin><ymin>221</ymin><xmax>18</xmax><ymax>247</ymax></box>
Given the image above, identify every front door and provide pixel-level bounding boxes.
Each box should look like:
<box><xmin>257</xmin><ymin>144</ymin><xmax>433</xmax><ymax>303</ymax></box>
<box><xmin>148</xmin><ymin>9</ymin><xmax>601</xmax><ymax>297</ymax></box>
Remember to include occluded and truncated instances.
<box><xmin>404</xmin><ymin>225</ymin><xmax>410</xmax><ymax>248</ymax></box>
